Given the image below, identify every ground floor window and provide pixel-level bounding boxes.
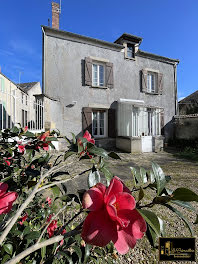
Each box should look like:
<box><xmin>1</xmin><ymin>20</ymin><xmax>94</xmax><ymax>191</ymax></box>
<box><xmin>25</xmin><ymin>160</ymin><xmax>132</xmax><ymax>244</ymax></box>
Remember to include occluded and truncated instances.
<box><xmin>22</xmin><ymin>109</ymin><xmax>28</xmax><ymax>128</ymax></box>
<box><xmin>132</xmin><ymin>107</ymin><xmax>161</xmax><ymax>137</ymax></box>
<box><xmin>92</xmin><ymin>110</ymin><xmax>107</xmax><ymax>137</ymax></box>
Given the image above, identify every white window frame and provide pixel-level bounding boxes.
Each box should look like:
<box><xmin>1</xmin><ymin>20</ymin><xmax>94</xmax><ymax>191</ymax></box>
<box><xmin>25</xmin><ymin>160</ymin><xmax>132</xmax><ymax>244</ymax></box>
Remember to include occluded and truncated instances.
<box><xmin>92</xmin><ymin>110</ymin><xmax>107</xmax><ymax>138</ymax></box>
<box><xmin>92</xmin><ymin>63</ymin><xmax>105</xmax><ymax>87</ymax></box>
<box><xmin>131</xmin><ymin>107</ymin><xmax>161</xmax><ymax>137</ymax></box>
<box><xmin>147</xmin><ymin>72</ymin><xmax>157</xmax><ymax>93</ymax></box>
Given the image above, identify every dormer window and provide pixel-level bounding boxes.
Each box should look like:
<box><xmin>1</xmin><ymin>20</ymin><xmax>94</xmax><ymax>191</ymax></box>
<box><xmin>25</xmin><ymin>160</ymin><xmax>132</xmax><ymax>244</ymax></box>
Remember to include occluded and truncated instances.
<box><xmin>127</xmin><ymin>44</ymin><xmax>135</xmax><ymax>58</ymax></box>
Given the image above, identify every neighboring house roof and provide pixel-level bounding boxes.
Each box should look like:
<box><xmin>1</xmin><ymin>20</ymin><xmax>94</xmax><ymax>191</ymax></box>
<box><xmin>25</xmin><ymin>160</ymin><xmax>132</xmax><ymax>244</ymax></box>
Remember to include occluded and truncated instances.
<box><xmin>17</xmin><ymin>82</ymin><xmax>38</xmax><ymax>92</ymax></box>
<box><xmin>42</xmin><ymin>26</ymin><xmax>179</xmax><ymax>64</ymax></box>
<box><xmin>179</xmin><ymin>90</ymin><xmax>198</xmax><ymax>104</ymax></box>
<box><xmin>0</xmin><ymin>72</ymin><xmax>28</xmax><ymax>94</ymax></box>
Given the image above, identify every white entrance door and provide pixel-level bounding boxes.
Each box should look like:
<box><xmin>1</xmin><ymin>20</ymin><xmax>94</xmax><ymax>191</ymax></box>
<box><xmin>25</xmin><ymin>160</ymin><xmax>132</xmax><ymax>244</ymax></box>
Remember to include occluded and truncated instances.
<box><xmin>142</xmin><ymin>136</ymin><xmax>153</xmax><ymax>152</ymax></box>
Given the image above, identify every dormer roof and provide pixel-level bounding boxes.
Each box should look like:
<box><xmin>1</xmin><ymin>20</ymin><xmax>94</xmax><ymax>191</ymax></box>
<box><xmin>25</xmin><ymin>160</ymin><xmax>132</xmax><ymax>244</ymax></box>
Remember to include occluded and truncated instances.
<box><xmin>114</xmin><ymin>33</ymin><xmax>142</xmax><ymax>45</ymax></box>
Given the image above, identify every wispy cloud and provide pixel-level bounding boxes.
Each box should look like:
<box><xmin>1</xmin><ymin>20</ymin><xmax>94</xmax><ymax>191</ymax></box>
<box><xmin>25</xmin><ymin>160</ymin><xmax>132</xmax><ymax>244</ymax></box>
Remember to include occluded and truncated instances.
<box><xmin>0</xmin><ymin>48</ymin><xmax>14</xmax><ymax>56</ymax></box>
<box><xmin>9</xmin><ymin>39</ymin><xmax>40</xmax><ymax>59</ymax></box>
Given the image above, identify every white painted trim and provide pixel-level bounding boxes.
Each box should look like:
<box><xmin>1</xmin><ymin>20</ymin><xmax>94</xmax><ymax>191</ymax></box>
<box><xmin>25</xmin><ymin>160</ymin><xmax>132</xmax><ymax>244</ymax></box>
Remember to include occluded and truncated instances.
<box><xmin>118</xmin><ymin>98</ymin><xmax>145</xmax><ymax>104</ymax></box>
<box><xmin>89</xmin><ymin>56</ymin><xmax>109</xmax><ymax>63</ymax></box>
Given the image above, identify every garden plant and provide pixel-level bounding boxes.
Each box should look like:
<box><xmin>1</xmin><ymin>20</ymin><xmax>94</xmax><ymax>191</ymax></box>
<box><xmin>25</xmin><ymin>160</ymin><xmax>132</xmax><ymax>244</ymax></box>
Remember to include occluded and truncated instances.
<box><xmin>0</xmin><ymin>126</ymin><xmax>197</xmax><ymax>263</ymax></box>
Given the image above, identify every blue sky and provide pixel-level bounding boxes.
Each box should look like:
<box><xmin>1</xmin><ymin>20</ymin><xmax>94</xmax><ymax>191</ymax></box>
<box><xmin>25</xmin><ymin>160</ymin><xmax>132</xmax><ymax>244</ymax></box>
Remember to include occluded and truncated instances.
<box><xmin>0</xmin><ymin>0</ymin><xmax>197</xmax><ymax>100</ymax></box>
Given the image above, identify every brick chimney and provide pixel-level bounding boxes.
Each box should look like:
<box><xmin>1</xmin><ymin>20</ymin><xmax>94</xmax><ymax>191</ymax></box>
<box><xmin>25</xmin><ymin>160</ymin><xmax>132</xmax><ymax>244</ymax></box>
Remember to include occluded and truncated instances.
<box><xmin>52</xmin><ymin>2</ymin><xmax>60</xmax><ymax>29</ymax></box>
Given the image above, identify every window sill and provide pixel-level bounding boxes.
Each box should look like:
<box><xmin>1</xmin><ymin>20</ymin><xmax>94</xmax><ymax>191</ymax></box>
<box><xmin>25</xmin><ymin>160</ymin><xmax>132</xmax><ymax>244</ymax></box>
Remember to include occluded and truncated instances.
<box><xmin>145</xmin><ymin>92</ymin><xmax>160</xmax><ymax>95</ymax></box>
<box><xmin>125</xmin><ymin>56</ymin><xmax>136</xmax><ymax>61</ymax></box>
<box><xmin>91</xmin><ymin>85</ymin><xmax>108</xmax><ymax>89</ymax></box>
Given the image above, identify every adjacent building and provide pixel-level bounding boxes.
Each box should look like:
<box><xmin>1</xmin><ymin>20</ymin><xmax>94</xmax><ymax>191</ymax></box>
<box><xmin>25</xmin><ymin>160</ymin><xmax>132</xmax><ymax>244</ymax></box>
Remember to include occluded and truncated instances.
<box><xmin>0</xmin><ymin>72</ymin><xmax>43</xmax><ymax>131</ymax></box>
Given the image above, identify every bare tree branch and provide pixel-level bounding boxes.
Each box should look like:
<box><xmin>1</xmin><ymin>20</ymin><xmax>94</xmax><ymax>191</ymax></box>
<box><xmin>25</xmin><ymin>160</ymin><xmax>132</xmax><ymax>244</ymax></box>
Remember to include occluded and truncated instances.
<box><xmin>5</xmin><ymin>225</ymin><xmax>82</xmax><ymax>264</ymax></box>
<box><xmin>0</xmin><ymin>164</ymin><xmax>66</xmax><ymax>245</ymax></box>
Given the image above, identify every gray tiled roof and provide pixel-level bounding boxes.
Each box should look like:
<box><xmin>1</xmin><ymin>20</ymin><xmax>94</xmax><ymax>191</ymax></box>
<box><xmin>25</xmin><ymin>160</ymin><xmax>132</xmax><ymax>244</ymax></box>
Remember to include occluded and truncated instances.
<box><xmin>16</xmin><ymin>82</ymin><xmax>38</xmax><ymax>92</ymax></box>
<box><xmin>179</xmin><ymin>90</ymin><xmax>198</xmax><ymax>103</ymax></box>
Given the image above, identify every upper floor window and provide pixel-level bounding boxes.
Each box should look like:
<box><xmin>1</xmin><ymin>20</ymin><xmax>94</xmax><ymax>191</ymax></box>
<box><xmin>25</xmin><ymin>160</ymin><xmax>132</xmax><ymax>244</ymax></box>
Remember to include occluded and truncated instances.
<box><xmin>147</xmin><ymin>72</ymin><xmax>157</xmax><ymax>93</ymax></box>
<box><xmin>141</xmin><ymin>69</ymin><xmax>163</xmax><ymax>95</ymax></box>
<box><xmin>126</xmin><ymin>44</ymin><xmax>135</xmax><ymax>58</ymax></box>
<box><xmin>92</xmin><ymin>64</ymin><xmax>105</xmax><ymax>87</ymax></box>
<box><xmin>84</xmin><ymin>57</ymin><xmax>114</xmax><ymax>89</ymax></box>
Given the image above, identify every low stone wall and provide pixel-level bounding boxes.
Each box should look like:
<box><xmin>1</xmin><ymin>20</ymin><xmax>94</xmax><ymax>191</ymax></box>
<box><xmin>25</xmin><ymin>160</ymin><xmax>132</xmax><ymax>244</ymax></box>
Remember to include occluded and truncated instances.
<box><xmin>116</xmin><ymin>136</ymin><xmax>164</xmax><ymax>153</ymax></box>
<box><xmin>174</xmin><ymin>115</ymin><xmax>198</xmax><ymax>140</ymax></box>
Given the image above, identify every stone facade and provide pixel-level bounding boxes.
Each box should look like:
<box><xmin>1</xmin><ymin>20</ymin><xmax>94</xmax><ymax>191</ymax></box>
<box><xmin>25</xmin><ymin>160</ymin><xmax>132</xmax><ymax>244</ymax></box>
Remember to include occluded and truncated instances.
<box><xmin>42</xmin><ymin>26</ymin><xmax>179</xmax><ymax>151</ymax></box>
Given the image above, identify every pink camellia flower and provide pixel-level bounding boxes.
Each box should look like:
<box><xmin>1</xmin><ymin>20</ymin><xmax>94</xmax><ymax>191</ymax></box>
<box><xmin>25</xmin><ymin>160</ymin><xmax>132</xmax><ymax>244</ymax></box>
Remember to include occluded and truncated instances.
<box><xmin>0</xmin><ymin>182</ymin><xmax>18</xmax><ymax>214</ymax></box>
<box><xmin>38</xmin><ymin>131</ymin><xmax>50</xmax><ymax>151</ymax></box>
<box><xmin>60</xmin><ymin>228</ymin><xmax>67</xmax><ymax>246</ymax></box>
<box><xmin>24</xmin><ymin>126</ymin><xmax>28</xmax><ymax>132</ymax></box>
<box><xmin>46</xmin><ymin>197</ymin><xmax>52</xmax><ymax>207</ymax></box>
<box><xmin>19</xmin><ymin>213</ymin><xmax>28</xmax><ymax>225</ymax></box>
<box><xmin>47</xmin><ymin>220</ymin><xmax>58</xmax><ymax>238</ymax></box>
<box><xmin>83</xmin><ymin>130</ymin><xmax>95</xmax><ymax>144</ymax></box>
<box><xmin>47</xmin><ymin>214</ymin><xmax>53</xmax><ymax>223</ymax></box>
<box><xmin>81</xmin><ymin>177</ymin><xmax>147</xmax><ymax>255</ymax></box>
<box><xmin>18</xmin><ymin>145</ymin><xmax>25</xmax><ymax>154</ymax></box>
<box><xmin>3</xmin><ymin>157</ymin><xmax>12</xmax><ymax>166</ymax></box>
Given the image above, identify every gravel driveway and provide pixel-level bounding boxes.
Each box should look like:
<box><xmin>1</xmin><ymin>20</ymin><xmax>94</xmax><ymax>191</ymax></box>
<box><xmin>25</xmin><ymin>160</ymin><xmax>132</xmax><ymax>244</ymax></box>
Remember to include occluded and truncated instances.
<box><xmin>56</xmin><ymin>149</ymin><xmax>198</xmax><ymax>263</ymax></box>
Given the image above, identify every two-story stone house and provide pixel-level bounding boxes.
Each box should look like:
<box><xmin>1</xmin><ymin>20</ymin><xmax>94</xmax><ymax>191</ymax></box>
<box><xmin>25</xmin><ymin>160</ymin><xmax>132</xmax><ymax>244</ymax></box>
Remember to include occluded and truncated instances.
<box><xmin>42</xmin><ymin>2</ymin><xmax>179</xmax><ymax>152</ymax></box>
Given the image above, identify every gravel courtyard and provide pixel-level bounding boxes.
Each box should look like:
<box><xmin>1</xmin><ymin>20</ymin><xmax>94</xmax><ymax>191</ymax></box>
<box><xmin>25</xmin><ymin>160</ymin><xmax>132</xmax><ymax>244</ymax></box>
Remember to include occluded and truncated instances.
<box><xmin>57</xmin><ymin>149</ymin><xmax>198</xmax><ymax>264</ymax></box>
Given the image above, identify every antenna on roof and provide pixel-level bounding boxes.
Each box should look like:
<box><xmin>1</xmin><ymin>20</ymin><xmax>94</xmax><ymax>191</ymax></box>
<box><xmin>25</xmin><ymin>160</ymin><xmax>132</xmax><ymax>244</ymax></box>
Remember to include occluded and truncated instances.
<box><xmin>59</xmin><ymin>0</ymin><xmax>61</xmax><ymax>14</ymax></box>
<box><xmin>19</xmin><ymin>71</ymin><xmax>23</xmax><ymax>84</ymax></box>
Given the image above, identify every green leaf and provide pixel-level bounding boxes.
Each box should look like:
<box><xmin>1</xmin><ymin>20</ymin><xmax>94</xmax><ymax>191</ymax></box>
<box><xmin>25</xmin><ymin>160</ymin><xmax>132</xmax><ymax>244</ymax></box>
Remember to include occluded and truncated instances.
<box><xmin>100</xmin><ymin>166</ymin><xmax>113</xmax><ymax>186</ymax></box>
<box><xmin>158</xmin><ymin>217</ymin><xmax>165</xmax><ymax>236</ymax></box>
<box><xmin>130</xmin><ymin>167</ymin><xmax>142</xmax><ymax>185</ymax></box>
<box><xmin>72</xmin><ymin>246</ymin><xmax>82</xmax><ymax>261</ymax></box>
<box><xmin>88</xmin><ymin>146</ymin><xmax>109</xmax><ymax>159</ymax></box>
<box><xmin>71</xmin><ymin>132</ymin><xmax>76</xmax><ymax>144</ymax></box>
<box><xmin>10</xmin><ymin>126</ymin><xmax>19</xmax><ymax>133</ymax></box>
<box><xmin>88</xmin><ymin>166</ymin><xmax>101</xmax><ymax>188</ymax></box>
<box><xmin>1</xmin><ymin>254</ymin><xmax>11</xmax><ymax>264</ymax></box>
<box><xmin>138</xmin><ymin>209</ymin><xmax>160</xmax><ymax>236</ymax></box>
<box><xmin>45</xmin><ymin>136</ymin><xmax>58</xmax><ymax>141</ymax></box>
<box><xmin>52</xmin><ymin>186</ymin><xmax>60</xmax><ymax>198</ymax></box>
<box><xmin>164</xmin><ymin>204</ymin><xmax>194</xmax><ymax>236</ymax></box>
<box><xmin>41</xmin><ymin>242</ymin><xmax>46</xmax><ymax>260</ymax></box>
<box><xmin>59</xmin><ymin>251</ymin><xmax>73</xmax><ymax>264</ymax></box>
<box><xmin>140</xmin><ymin>167</ymin><xmax>148</xmax><ymax>184</ymax></box>
<box><xmin>3</xmin><ymin>244</ymin><xmax>13</xmax><ymax>255</ymax></box>
<box><xmin>108</xmin><ymin>152</ymin><xmax>121</xmax><ymax>160</ymax></box>
<box><xmin>23</xmin><ymin>226</ymin><xmax>31</xmax><ymax>236</ymax></box>
<box><xmin>64</xmin><ymin>151</ymin><xmax>76</xmax><ymax>161</ymax></box>
<box><xmin>24</xmin><ymin>131</ymin><xmax>35</xmax><ymax>137</ymax></box>
<box><xmin>171</xmin><ymin>200</ymin><xmax>197</xmax><ymax>213</ymax></box>
<box><xmin>130</xmin><ymin>167</ymin><xmax>137</xmax><ymax>187</ymax></box>
<box><xmin>25</xmin><ymin>231</ymin><xmax>40</xmax><ymax>240</ymax></box>
<box><xmin>84</xmin><ymin>244</ymin><xmax>92</xmax><ymax>263</ymax></box>
<box><xmin>138</xmin><ymin>187</ymin><xmax>144</xmax><ymax>202</ymax></box>
<box><xmin>194</xmin><ymin>215</ymin><xmax>198</xmax><ymax>224</ymax></box>
<box><xmin>171</xmin><ymin>188</ymin><xmax>198</xmax><ymax>202</ymax></box>
<box><xmin>152</xmin><ymin>162</ymin><xmax>167</xmax><ymax>195</ymax></box>
<box><xmin>146</xmin><ymin>225</ymin><xmax>157</xmax><ymax>247</ymax></box>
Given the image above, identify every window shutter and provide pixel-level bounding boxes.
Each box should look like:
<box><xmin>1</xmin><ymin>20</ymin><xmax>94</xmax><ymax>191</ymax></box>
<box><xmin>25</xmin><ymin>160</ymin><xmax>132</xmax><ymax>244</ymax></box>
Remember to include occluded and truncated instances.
<box><xmin>84</xmin><ymin>57</ymin><xmax>92</xmax><ymax>86</ymax></box>
<box><xmin>141</xmin><ymin>69</ymin><xmax>147</xmax><ymax>93</ymax></box>
<box><xmin>158</xmin><ymin>72</ymin><xmax>163</xmax><ymax>94</ymax></box>
<box><xmin>82</xmin><ymin>107</ymin><xmax>92</xmax><ymax>134</ymax></box>
<box><xmin>106</xmin><ymin>62</ymin><xmax>114</xmax><ymax>88</ymax></box>
<box><xmin>160</xmin><ymin>109</ymin><xmax>164</xmax><ymax>135</ymax></box>
<box><xmin>108</xmin><ymin>108</ymin><xmax>116</xmax><ymax>138</ymax></box>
